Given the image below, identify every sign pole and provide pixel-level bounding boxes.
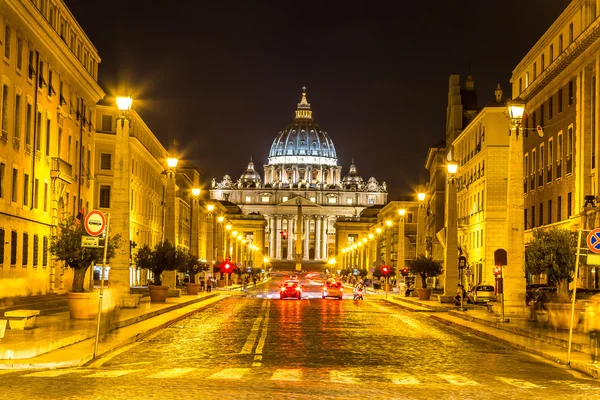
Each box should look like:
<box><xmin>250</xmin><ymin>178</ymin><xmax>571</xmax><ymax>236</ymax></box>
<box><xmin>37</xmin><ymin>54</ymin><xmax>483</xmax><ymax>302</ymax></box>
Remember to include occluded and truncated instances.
<box><xmin>568</xmin><ymin>229</ymin><xmax>584</xmax><ymax>365</ymax></box>
<box><xmin>93</xmin><ymin>213</ymin><xmax>111</xmax><ymax>359</ymax></box>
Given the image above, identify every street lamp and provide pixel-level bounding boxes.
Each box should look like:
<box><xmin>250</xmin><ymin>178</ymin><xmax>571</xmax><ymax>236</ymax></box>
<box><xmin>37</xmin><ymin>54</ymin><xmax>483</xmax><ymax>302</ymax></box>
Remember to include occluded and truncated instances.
<box><xmin>190</xmin><ymin>187</ymin><xmax>201</xmax><ymax>256</ymax></box>
<box><xmin>116</xmin><ymin>96</ymin><xmax>133</xmax><ymax>112</ymax></box>
<box><xmin>503</xmin><ymin>97</ymin><xmax>528</xmax><ymax>317</ymax></box>
<box><xmin>417</xmin><ymin>191</ymin><xmax>427</xmax><ymax>258</ymax></box>
<box><xmin>397</xmin><ymin>208</ymin><xmax>406</xmax><ymax>287</ymax></box>
<box><xmin>167</xmin><ymin>157</ymin><xmax>179</xmax><ymax>169</ymax></box>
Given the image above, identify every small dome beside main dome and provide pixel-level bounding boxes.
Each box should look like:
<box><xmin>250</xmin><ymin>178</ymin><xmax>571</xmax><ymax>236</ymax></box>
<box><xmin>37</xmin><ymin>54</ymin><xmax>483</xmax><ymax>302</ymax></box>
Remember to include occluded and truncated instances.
<box><xmin>268</xmin><ymin>87</ymin><xmax>337</xmax><ymax>166</ymax></box>
<box><xmin>342</xmin><ymin>160</ymin><xmax>364</xmax><ymax>189</ymax></box>
<box><xmin>239</xmin><ymin>157</ymin><xmax>262</xmax><ymax>188</ymax></box>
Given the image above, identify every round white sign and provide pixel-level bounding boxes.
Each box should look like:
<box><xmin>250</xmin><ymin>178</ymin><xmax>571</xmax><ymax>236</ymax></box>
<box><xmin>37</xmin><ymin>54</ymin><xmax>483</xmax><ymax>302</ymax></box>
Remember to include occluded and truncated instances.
<box><xmin>85</xmin><ymin>210</ymin><xmax>106</xmax><ymax>236</ymax></box>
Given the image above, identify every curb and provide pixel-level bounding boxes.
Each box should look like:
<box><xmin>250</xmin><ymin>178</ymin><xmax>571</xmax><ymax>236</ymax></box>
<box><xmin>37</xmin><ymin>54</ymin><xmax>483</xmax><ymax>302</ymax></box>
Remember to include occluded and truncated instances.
<box><xmin>0</xmin><ymin>293</ymin><xmax>224</xmax><ymax>370</ymax></box>
<box><xmin>430</xmin><ymin>314</ymin><xmax>600</xmax><ymax>379</ymax></box>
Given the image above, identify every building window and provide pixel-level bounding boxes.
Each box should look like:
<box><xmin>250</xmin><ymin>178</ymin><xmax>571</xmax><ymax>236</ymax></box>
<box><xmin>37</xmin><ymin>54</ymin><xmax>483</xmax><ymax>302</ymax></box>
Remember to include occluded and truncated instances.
<box><xmin>45</xmin><ymin>118</ymin><xmax>51</xmax><ymax>156</ymax></box>
<box><xmin>531</xmin><ymin>206</ymin><xmax>535</xmax><ymax>228</ymax></box>
<box><xmin>36</xmin><ymin>111</ymin><xmax>42</xmax><ymax>151</ymax></box>
<box><xmin>550</xmin><ymin>44</ymin><xmax>554</xmax><ymax>62</ymax></box>
<box><xmin>524</xmin><ymin>209</ymin><xmax>528</xmax><ymax>230</ymax></box>
<box><xmin>10</xmin><ymin>230</ymin><xmax>16</xmax><ymax>266</ymax></box>
<box><xmin>328</xmin><ymin>197</ymin><xmax>337</xmax><ymax>204</ymax></box>
<box><xmin>567</xmin><ymin>192</ymin><xmax>572</xmax><ymax>218</ymax></box>
<box><xmin>548</xmin><ymin>97</ymin><xmax>553</xmax><ymax>120</ymax></box>
<box><xmin>42</xmin><ymin>236</ymin><xmax>48</xmax><ymax>267</ymax></box>
<box><xmin>539</xmin><ymin>203</ymin><xmax>544</xmax><ymax>226</ymax></box>
<box><xmin>282</xmin><ymin>196</ymin><xmax>288</xmax><ymax>202</ymax></box>
<box><xmin>25</xmin><ymin>103</ymin><xmax>32</xmax><ymax>146</ymax></box>
<box><xmin>568</xmin><ymin>80</ymin><xmax>573</xmax><ymax>105</ymax></box>
<box><xmin>245</xmin><ymin>195</ymin><xmax>251</xmax><ymax>203</ymax></box>
<box><xmin>16</xmin><ymin>36</ymin><xmax>22</xmax><ymax>71</ymax></box>
<box><xmin>541</xmin><ymin>53</ymin><xmax>545</xmax><ymax>70</ymax></box>
<box><xmin>346</xmin><ymin>198</ymin><xmax>353</xmax><ymax>205</ymax></box>
<box><xmin>368</xmin><ymin>196</ymin><xmax>375</xmax><ymax>205</ymax></box>
<box><xmin>548</xmin><ymin>200</ymin><xmax>552</xmax><ymax>224</ymax></box>
<box><xmin>559</xmin><ymin>34</ymin><xmax>563</xmax><ymax>53</ymax></box>
<box><xmin>539</xmin><ymin>103</ymin><xmax>544</xmax><ymax>127</ymax></box>
<box><xmin>33</xmin><ymin>234</ymin><xmax>38</xmax><ymax>267</ymax></box>
<box><xmin>33</xmin><ymin>178</ymin><xmax>39</xmax><ymax>209</ymax></box>
<box><xmin>566</xmin><ymin>125</ymin><xmax>574</xmax><ymax>175</ymax></box>
<box><xmin>261</xmin><ymin>196</ymin><xmax>269</xmax><ymax>203</ymax></box>
<box><xmin>310</xmin><ymin>197</ymin><xmax>316</xmax><ymax>203</ymax></box>
<box><xmin>43</xmin><ymin>182</ymin><xmax>48</xmax><ymax>212</ymax></box>
<box><xmin>101</xmin><ymin>115</ymin><xmax>112</xmax><ymax>132</ymax></box>
<box><xmin>99</xmin><ymin>185</ymin><xmax>111</xmax><ymax>208</ymax></box>
<box><xmin>558</xmin><ymin>89</ymin><xmax>563</xmax><ymax>113</ymax></box>
<box><xmin>14</xmin><ymin>93</ymin><xmax>21</xmax><ymax>140</ymax></box>
<box><xmin>557</xmin><ymin>196</ymin><xmax>562</xmax><ymax>221</ymax></box>
<box><xmin>4</xmin><ymin>22</ymin><xmax>10</xmax><ymax>60</ymax></box>
<box><xmin>525</xmin><ymin>72</ymin><xmax>529</xmax><ymax>88</ymax></box>
<box><xmin>519</xmin><ymin>78</ymin><xmax>522</xmax><ymax>93</ymax></box>
<box><xmin>0</xmin><ymin>228</ymin><xmax>4</xmax><ymax>265</ymax></box>
<box><xmin>100</xmin><ymin>153</ymin><xmax>111</xmax><ymax>170</ymax></box>
<box><xmin>0</xmin><ymin>162</ymin><xmax>4</xmax><ymax>199</ymax></box>
<box><xmin>533</xmin><ymin>63</ymin><xmax>537</xmax><ymax>80</ymax></box>
<box><xmin>11</xmin><ymin>168</ymin><xmax>17</xmax><ymax>202</ymax></box>
<box><xmin>22</xmin><ymin>232</ymin><xmax>28</xmax><ymax>266</ymax></box>
<box><xmin>569</xmin><ymin>22</ymin><xmax>574</xmax><ymax>44</ymax></box>
<box><xmin>1</xmin><ymin>84</ymin><xmax>8</xmax><ymax>135</ymax></box>
<box><xmin>23</xmin><ymin>173</ymin><xmax>28</xmax><ymax>206</ymax></box>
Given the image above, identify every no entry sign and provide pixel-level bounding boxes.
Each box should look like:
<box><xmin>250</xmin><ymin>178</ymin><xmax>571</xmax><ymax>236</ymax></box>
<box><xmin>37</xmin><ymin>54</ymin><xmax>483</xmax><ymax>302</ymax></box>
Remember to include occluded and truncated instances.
<box><xmin>587</xmin><ymin>228</ymin><xmax>600</xmax><ymax>254</ymax></box>
<box><xmin>84</xmin><ymin>210</ymin><xmax>106</xmax><ymax>237</ymax></box>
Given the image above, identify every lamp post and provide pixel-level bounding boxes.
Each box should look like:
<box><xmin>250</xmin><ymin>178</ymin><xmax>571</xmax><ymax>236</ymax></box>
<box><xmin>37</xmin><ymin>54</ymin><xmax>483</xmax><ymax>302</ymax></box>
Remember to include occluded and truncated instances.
<box><xmin>108</xmin><ymin>96</ymin><xmax>136</xmax><ymax>306</ymax></box>
<box><xmin>162</xmin><ymin>156</ymin><xmax>179</xmax><ymax>288</ymax></box>
<box><xmin>217</xmin><ymin>216</ymin><xmax>224</xmax><ymax>262</ymax></box>
<box><xmin>417</xmin><ymin>191</ymin><xmax>426</xmax><ymax>257</ymax></box>
<box><xmin>443</xmin><ymin>161</ymin><xmax>459</xmax><ymax>299</ymax></box>
<box><xmin>385</xmin><ymin>219</ymin><xmax>393</xmax><ymax>267</ymax></box>
<box><xmin>504</xmin><ymin>98</ymin><xmax>528</xmax><ymax>316</ymax></box>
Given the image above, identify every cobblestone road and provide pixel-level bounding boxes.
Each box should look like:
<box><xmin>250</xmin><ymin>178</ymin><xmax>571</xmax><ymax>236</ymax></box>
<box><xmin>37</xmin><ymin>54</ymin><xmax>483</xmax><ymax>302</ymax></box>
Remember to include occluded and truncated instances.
<box><xmin>1</xmin><ymin>277</ymin><xmax>599</xmax><ymax>399</ymax></box>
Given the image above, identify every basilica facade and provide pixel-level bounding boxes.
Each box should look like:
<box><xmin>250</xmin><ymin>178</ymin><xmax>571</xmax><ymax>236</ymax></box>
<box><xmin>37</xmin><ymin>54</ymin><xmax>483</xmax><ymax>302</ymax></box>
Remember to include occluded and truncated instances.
<box><xmin>210</xmin><ymin>89</ymin><xmax>388</xmax><ymax>268</ymax></box>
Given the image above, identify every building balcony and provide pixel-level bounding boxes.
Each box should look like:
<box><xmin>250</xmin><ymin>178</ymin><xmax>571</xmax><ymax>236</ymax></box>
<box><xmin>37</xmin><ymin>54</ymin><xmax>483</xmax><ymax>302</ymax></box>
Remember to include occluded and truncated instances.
<box><xmin>50</xmin><ymin>157</ymin><xmax>74</xmax><ymax>184</ymax></box>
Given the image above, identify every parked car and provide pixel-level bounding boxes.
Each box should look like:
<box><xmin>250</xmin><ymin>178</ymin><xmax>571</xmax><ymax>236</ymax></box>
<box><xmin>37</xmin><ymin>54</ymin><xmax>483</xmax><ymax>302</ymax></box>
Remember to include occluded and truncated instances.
<box><xmin>467</xmin><ymin>284</ymin><xmax>496</xmax><ymax>303</ymax></box>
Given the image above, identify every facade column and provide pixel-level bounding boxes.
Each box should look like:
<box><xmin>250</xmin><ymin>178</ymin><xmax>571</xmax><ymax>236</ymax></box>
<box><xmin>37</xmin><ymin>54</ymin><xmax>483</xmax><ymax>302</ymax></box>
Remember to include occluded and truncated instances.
<box><xmin>287</xmin><ymin>216</ymin><xmax>294</xmax><ymax>260</ymax></box>
<box><xmin>443</xmin><ymin>176</ymin><xmax>458</xmax><ymax>297</ymax></box>
<box><xmin>269</xmin><ymin>216</ymin><xmax>276</xmax><ymax>258</ymax></box>
<box><xmin>276</xmin><ymin>216</ymin><xmax>283</xmax><ymax>259</ymax></box>
<box><xmin>315</xmin><ymin>217</ymin><xmax>322</xmax><ymax>260</ymax></box>
<box><xmin>303</xmin><ymin>216</ymin><xmax>310</xmax><ymax>259</ymax></box>
<box><xmin>321</xmin><ymin>217</ymin><xmax>328</xmax><ymax>259</ymax></box>
<box><xmin>107</xmin><ymin>115</ymin><xmax>135</xmax><ymax>306</ymax></box>
<box><xmin>329</xmin><ymin>167</ymin><xmax>334</xmax><ymax>184</ymax></box>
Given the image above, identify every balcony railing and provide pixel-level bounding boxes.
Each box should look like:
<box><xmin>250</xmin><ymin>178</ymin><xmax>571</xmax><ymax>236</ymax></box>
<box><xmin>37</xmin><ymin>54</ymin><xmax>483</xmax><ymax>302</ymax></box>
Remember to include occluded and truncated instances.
<box><xmin>50</xmin><ymin>157</ymin><xmax>74</xmax><ymax>184</ymax></box>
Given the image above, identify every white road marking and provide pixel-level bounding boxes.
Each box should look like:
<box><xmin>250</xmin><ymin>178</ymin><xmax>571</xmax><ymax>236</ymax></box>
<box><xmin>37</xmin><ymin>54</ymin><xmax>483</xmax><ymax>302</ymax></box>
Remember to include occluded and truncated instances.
<box><xmin>24</xmin><ymin>369</ymin><xmax>86</xmax><ymax>378</ymax></box>
<box><xmin>85</xmin><ymin>370</ymin><xmax>136</xmax><ymax>378</ymax></box>
<box><xmin>207</xmin><ymin>368</ymin><xmax>249</xmax><ymax>380</ymax></box>
<box><xmin>252</xmin><ymin>362</ymin><xmax>262</xmax><ymax>367</ymax></box>
<box><xmin>329</xmin><ymin>370</ymin><xmax>360</xmax><ymax>384</ymax></box>
<box><xmin>146</xmin><ymin>368</ymin><xmax>197</xmax><ymax>378</ymax></box>
<box><xmin>387</xmin><ymin>372</ymin><xmax>420</xmax><ymax>385</ymax></box>
<box><xmin>271</xmin><ymin>369</ymin><xmax>302</xmax><ymax>381</ymax></box>
<box><xmin>254</xmin><ymin>355</ymin><xmax>262</xmax><ymax>360</ymax></box>
<box><xmin>437</xmin><ymin>374</ymin><xmax>480</xmax><ymax>386</ymax></box>
<box><xmin>497</xmin><ymin>377</ymin><xmax>544</xmax><ymax>389</ymax></box>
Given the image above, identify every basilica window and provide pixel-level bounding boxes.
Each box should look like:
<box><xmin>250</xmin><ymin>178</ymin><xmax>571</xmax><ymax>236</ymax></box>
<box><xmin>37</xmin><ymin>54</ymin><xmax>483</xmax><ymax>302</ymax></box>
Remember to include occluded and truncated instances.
<box><xmin>310</xmin><ymin>197</ymin><xmax>316</xmax><ymax>203</ymax></box>
<box><xmin>346</xmin><ymin>198</ymin><xmax>353</xmax><ymax>205</ymax></box>
<box><xmin>328</xmin><ymin>197</ymin><xmax>337</xmax><ymax>204</ymax></box>
<box><xmin>261</xmin><ymin>196</ymin><xmax>269</xmax><ymax>203</ymax></box>
<box><xmin>245</xmin><ymin>195</ymin><xmax>251</xmax><ymax>203</ymax></box>
<box><xmin>282</xmin><ymin>196</ymin><xmax>288</xmax><ymax>202</ymax></box>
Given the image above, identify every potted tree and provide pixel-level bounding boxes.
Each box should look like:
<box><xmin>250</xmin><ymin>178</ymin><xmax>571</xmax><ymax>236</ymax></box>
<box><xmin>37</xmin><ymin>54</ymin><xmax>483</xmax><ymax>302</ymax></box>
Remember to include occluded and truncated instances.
<box><xmin>50</xmin><ymin>216</ymin><xmax>121</xmax><ymax>319</ymax></box>
<box><xmin>178</xmin><ymin>252</ymin><xmax>203</xmax><ymax>295</ymax></box>
<box><xmin>525</xmin><ymin>228</ymin><xmax>581</xmax><ymax>329</ymax></box>
<box><xmin>135</xmin><ymin>240</ymin><xmax>182</xmax><ymax>302</ymax></box>
<box><xmin>408</xmin><ymin>255</ymin><xmax>443</xmax><ymax>300</ymax></box>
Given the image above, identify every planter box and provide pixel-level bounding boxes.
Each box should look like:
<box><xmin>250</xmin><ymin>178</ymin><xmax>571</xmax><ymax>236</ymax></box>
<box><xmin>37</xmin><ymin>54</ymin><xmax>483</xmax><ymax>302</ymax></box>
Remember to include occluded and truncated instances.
<box><xmin>546</xmin><ymin>302</ymin><xmax>583</xmax><ymax>330</ymax></box>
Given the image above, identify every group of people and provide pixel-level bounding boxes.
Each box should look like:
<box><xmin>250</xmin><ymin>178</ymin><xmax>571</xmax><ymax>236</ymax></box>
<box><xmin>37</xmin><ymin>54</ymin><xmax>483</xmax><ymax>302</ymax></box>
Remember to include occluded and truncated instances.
<box><xmin>241</xmin><ymin>275</ymin><xmax>260</xmax><ymax>292</ymax></box>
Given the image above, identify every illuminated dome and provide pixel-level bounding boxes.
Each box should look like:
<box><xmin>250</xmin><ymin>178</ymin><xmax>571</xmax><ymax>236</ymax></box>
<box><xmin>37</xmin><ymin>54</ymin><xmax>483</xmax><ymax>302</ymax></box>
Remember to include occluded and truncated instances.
<box><xmin>342</xmin><ymin>160</ymin><xmax>364</xmax><ymax>189</ymax></box>
<box><xmin>239</xmin><ymin>157</ymin><xmax>262</xmax><ymax>188</ymax></box>
<box><xmin>268</xmin><ymin>88</ymin><xmax>337</xmax><ymax>166</ymax></box>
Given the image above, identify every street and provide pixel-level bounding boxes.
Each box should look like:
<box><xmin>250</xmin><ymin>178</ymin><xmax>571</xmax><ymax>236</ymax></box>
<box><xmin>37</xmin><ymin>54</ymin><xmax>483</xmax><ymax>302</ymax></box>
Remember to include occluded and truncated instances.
<box><xmin>0</xmin><ymin>276</ymin><xmax>599</xmax><ymax>400</ymax></box>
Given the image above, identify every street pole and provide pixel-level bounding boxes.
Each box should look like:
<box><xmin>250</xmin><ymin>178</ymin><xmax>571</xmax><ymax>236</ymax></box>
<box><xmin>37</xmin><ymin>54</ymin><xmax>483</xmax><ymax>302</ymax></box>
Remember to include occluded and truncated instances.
<box><xmin>93</xmin><ymin>214</ymin><xmax>111</xmax><ymax>359</ymax></box>
<box><xmin>567</xmin><ymin>229</ymin><xmax>584</xmax><ymax>365</ymax></box>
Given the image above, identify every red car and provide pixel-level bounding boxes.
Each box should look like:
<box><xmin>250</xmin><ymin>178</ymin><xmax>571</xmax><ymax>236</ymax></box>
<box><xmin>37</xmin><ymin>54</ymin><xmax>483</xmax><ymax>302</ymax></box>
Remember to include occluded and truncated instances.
<box><xmin>280</xmin><ymin>280</ymin><xmax>302</xmax><ymax>300</ymax></box>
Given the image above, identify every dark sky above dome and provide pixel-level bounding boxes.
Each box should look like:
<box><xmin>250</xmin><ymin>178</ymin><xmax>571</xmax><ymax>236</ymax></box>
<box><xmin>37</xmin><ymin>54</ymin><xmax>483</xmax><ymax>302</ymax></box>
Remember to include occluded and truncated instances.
<box><xmin>66</xmin><ymin>0</ymin><xmax>571</xmax><ymax>200</ymax></box>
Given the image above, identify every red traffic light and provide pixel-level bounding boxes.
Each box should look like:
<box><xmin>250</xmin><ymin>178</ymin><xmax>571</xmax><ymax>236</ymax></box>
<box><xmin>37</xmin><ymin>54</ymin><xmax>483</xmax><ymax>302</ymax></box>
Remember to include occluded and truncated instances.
<box><xmin>224</xmin><ymin>263</ymin><xmax>231</xmax><ymax>271</ymax></box>
<box><xmin>402</xmin><ymin>268</ymin><xmax>408</xmax><ymax>277</ymax></box>
<box><xmin>382</xmin><ymin>265</ymin><xmax>390</xmax><ymax>275</ymax></box>
<box><xmin>281</xmin><ymin>230</ymin><xmax>288</xmax><ymax>239</ymax></box>
<box><xmin>493</xmin><ymin>266</ymin><xmax>502</xmax><ymax>276</ymax></box>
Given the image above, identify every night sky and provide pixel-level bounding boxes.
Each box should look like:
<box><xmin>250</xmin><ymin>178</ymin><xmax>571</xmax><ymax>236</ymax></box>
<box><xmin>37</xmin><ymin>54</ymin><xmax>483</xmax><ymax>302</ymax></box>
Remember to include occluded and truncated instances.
<box><xmin>67</xmin><ymin>0</ymin><xmax>571</xmax><ymax>200</ymax></box>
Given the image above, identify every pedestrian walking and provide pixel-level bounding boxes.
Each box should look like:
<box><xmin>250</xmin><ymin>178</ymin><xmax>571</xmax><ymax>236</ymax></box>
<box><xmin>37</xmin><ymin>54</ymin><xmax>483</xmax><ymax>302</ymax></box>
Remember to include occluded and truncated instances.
<box><xmin>253</xmin><ymin>275</ymin><xmax>257</xmax><ymax>288</ymax></box>
<box><xmin>585</xmin><ymin>294</ymin><xmax>600</xmax><ymax>364</ymax></box>
<box><xmin>206</xmin><ymin>278</ymin><xmax>212</xmax><ymax>293</ymax></box>
<box><xmin>243</xmin><ymin>277</ymin><xmax>248</xmax><ymax>292</ymax></box>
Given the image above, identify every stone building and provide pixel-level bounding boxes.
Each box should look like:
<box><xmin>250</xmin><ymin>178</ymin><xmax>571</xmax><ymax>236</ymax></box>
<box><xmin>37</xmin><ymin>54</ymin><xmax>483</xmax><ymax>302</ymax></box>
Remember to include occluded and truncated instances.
<box><xmin>511</xmin><ymin>0</ymin><xmax>599</xmax><ymax>288</ymax></box>
<box><xmin>210</xmin><ymin>88</ymin><xmax>388</xmax><ymax>269</ymax></box>
<box><xmin>0</xmin><ymin>0</ymin><xmax>103</xmax><ymax>297</ymax></box>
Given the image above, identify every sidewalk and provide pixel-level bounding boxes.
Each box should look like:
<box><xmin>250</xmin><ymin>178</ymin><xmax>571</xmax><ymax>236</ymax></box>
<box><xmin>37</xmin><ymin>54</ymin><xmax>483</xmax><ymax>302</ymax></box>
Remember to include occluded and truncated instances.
<box><xmin>0</xmin><ymin>290</ymin><xmax>228</xmax><ymax>370</ymax></box>
<box><xmin>389</xmin><ymin>295</ymin><xmax>600</xmax><ymax>379</ymax></box>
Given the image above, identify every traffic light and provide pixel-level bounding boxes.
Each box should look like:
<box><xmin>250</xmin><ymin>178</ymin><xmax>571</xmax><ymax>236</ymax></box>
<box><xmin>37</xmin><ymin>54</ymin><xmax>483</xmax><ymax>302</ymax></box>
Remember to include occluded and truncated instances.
<box><xmin>493</xmin><ymin>266</ymin><xmax>502</xmax><ymax>276</ymax></box>
<box><xmin>222</xmin><ymin>262</ymin><xmax>232</xmax><ymax>274</ymax></box>
<box><xmin>281</xmin><ymin>230</ymin><xmax>288</xmax><ymax>239</ymax></box>
<box><xmin>382</xmin><ymin>265</ymin><xmax>390</xmax><ymax>276</ymax></box>
<box><xmin>402</xmin><ymin>268</ymin><xmax>409</xmax><ymax>277</ymax></box>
